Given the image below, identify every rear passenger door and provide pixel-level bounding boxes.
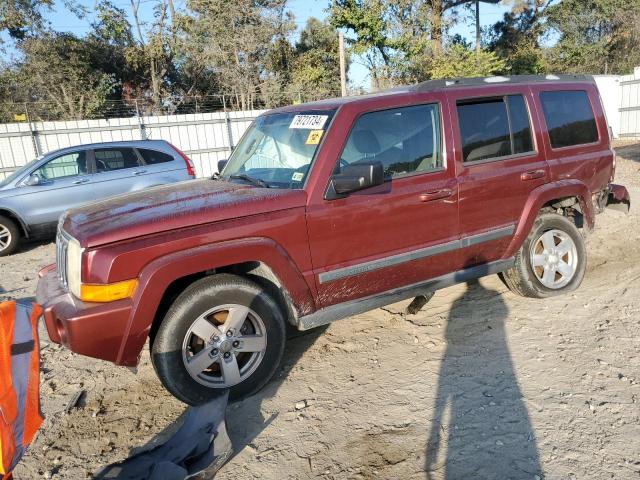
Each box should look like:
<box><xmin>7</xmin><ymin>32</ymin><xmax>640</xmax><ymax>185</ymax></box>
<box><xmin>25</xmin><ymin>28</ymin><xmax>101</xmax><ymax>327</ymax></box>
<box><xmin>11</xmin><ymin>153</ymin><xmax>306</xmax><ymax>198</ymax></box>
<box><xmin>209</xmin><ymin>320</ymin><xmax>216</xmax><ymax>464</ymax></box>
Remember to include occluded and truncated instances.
<box><xmin>89</xmin><ymin>147</ymin><xmax>146</xmax><ymax>198</ymax></box>
<box><xmin>450</xmin><ymin>88</ymin><xmax>549</xmax><ymax>267</ymax></box>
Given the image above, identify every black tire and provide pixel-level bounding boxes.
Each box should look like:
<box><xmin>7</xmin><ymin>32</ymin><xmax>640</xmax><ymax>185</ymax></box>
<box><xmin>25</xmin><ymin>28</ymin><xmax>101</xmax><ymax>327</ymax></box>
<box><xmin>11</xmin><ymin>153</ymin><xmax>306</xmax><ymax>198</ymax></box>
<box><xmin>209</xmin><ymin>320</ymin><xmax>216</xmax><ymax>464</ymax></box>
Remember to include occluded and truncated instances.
<box><xmin>0</xmin><ymin>215</ymin><xmax>20</xmax><ymax>257</ymax></box>
<box><xmin>151</xmin><ymin>274</ymin><xmax>286</xmax><ymax>406</ymax></box>
<box><xmin>501</xmin><ymin>213</ymin><xmax>587</xmax><ymax>298</ymax></box>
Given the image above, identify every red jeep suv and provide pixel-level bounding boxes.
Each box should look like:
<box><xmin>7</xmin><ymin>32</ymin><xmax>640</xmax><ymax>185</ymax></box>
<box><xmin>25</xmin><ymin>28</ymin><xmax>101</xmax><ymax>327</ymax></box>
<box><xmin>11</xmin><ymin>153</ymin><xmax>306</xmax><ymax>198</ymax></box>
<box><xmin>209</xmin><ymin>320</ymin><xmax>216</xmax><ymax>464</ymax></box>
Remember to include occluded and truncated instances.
<box><xmin>37</xmin><ymin>75</ymin><xmax>630</xmax><ymax>405</ymax></box>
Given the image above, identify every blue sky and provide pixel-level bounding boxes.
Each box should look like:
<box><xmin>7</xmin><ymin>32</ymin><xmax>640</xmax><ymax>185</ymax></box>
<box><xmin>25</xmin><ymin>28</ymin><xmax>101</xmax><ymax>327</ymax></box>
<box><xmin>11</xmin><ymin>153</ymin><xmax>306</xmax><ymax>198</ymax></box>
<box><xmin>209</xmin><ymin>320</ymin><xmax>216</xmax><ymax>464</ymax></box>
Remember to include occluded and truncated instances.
<box><xmin>8</xmin><ymin>0</ymin><xmax>513</xmax><ymax>90</ymax></box>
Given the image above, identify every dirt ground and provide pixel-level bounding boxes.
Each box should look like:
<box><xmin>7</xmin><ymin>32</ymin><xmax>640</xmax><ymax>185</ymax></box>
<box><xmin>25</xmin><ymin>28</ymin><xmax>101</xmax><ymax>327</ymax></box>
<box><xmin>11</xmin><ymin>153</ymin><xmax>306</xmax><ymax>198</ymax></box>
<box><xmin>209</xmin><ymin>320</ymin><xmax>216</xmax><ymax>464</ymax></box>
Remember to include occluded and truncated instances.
<box><xmin>3</xmin><ymin>143</ymin><xmax>640</xmax><ymax>479</ymax></box>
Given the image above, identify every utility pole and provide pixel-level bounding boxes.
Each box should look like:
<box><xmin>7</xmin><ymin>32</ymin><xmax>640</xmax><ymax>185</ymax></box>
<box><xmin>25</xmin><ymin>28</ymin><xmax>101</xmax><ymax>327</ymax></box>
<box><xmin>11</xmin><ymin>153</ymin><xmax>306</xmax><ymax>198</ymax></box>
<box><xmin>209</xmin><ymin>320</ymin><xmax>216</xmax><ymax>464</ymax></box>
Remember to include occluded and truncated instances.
<box><xmin>339</xmin><ymin>31</ymin><xmax>347</xmax><ymax>97</ymax></box>
<box><xmin>475</xmin><ymin>0</ymin><xmax>480</xmax><ymax>53</ymax></box>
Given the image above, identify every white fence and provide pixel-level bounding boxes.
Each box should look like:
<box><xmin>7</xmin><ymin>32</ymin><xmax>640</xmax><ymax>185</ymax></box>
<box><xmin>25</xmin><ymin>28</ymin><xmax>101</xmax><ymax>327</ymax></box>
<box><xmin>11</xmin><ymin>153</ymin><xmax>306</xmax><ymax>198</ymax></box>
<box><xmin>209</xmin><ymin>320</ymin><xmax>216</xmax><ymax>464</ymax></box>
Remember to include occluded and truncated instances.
<box><xmin>0</xmin><ymin>109</ymin><xmax>266</xmax><ymax>180</ymax></box>
<box><xmin>618</xmin><ymin>67</ymin><xmax>640</xmax><ymax>138</ymax></box>
<box><xmin>4</xmin><ymin>71</ymin><xmax>640</xmax><ymax>180</ymax></box>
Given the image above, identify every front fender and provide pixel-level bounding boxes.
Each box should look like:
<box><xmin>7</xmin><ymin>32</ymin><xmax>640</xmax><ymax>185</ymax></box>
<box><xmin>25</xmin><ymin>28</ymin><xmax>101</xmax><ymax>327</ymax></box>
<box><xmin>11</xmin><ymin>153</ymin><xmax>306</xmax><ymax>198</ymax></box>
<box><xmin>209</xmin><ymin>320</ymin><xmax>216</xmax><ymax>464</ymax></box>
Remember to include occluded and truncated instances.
<box><xmin>115</xmin><ymin>237</ymin><xmax>315</xmax><ymax>366</ymax></box>
<box><xmin>503</xmin><ymin>180</ymin><xmax>594</xmax><ymax>259</ymax></box>
<box><xmin>0</xmin><ymin>202</ymin><xmax>30</xmax><ymax>237</ymax></box>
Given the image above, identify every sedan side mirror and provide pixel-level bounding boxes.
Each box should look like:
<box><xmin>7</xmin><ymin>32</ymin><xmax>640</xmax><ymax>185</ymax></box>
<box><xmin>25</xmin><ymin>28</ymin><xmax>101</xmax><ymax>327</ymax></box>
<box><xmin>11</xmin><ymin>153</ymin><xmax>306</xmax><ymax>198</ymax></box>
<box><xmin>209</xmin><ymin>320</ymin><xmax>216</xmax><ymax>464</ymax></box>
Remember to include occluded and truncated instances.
<box><xmin>217</xmin><ymin>159</ymin><xmax>228</xmax><ymax>173</ymax></box>
<box><xmin>25</xmin><ymin>174</ymin><xmax>43</xmax><ymax>186</ymax></box>
<box><xmin>325</xmin><ymin>161</ymin><xmax>384</xmax><ymax>200</ymax></box>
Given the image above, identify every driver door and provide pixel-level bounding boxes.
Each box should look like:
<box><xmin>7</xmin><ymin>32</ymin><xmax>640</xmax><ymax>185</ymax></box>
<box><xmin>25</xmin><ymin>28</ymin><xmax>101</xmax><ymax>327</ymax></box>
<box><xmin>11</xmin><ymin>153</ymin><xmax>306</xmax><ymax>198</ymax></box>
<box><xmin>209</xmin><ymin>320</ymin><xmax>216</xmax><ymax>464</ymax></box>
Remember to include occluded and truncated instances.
<box><xmin>19</xmin><ymin>150</ymin><xmax>96</xmax><ymax>233</ymax></box>
<box><xmin>305</xmin><ymin>99</ymin><xmax>459</xmax><ymax>308</ymax></box>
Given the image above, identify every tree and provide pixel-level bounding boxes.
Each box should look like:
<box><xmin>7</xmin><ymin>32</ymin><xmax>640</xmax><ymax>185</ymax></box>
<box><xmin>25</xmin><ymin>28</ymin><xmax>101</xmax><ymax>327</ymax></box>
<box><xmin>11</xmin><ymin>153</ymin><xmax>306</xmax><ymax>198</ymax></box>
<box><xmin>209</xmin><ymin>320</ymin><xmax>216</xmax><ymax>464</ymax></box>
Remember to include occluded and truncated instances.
<box><xmin>287</xmin><ymin>18</ymin><xmax>346</xmax><ymax>100</ymax></box>
<box><xmin>12</xmin><ymin>33</ymin><xmax>120</xmax><ymax>119</ymax></box>
<box><xmin>0</xmin><ymin>0</ymin><xmax>53</xmax><ymax>39</ymax></box>
<box><xmin>487</xmin><ymin>3</ymin><xmax>547</xmax><ymax>74</ymax></box>
<box><xmin>429</xmin><ymin>43</ymin><xmax>505</xmax><ymax>78</ymax></box>
<box><xmin>545</xmin><ymin>0</ymin><xmax>640</xmax><ymax>75</ymax></box>
<box><xmin>180</xmin><ymin>0</ymin><xmax>294</xmax><ymax>109</ymax></box>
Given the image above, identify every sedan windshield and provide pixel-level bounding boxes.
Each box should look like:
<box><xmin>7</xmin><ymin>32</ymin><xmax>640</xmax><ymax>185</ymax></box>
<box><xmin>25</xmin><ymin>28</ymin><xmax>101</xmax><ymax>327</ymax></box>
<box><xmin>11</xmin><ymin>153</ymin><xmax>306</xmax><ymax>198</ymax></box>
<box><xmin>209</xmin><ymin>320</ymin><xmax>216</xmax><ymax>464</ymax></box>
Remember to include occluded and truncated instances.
<box><xmin>222</xmin><ymin>110</ymin><xmax>335</xmax><ymax>189</ymax></box>
<box><xmin>0</xmin><ymin>157</ymin><xmax>41</xmax><ymax>188</ymax></box>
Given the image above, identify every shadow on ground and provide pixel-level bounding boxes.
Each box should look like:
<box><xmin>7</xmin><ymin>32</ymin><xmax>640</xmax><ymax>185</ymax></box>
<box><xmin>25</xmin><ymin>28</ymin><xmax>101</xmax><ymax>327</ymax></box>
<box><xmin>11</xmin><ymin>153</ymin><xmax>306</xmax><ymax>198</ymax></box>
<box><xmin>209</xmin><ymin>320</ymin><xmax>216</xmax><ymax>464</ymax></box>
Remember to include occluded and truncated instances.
<box><xmin>615</xmin><ymin>143</ymin><xmax>640</xmax><ymax>163</ymax></box>
<box><xmin>425</xmin><ymin>280</ymin><xmax>542</xmax><ymax>479</ymax></box>
<box><xmin>94</xmin><ymin>324</ymin><xmax>328</xmax><ymax>479</ymax></box>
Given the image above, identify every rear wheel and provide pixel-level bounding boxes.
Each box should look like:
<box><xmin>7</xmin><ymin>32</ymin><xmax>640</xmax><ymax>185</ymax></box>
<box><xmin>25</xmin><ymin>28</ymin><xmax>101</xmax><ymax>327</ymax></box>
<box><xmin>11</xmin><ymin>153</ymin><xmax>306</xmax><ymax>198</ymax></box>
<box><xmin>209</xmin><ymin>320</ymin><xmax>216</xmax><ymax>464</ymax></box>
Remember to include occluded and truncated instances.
<box><xmin>501</xmin><ymin>213</ymin><xmax>586</xmax><ymax>298</ymax></box>
<box><xmin>0</xmin><ymin>215</ymin><xmax>20</xmax><ymax>257</ymax></box>
<box><xmin>151</xmin><ymin>274</ymin><xmax>286</xmax><ymax>406</ymax></box>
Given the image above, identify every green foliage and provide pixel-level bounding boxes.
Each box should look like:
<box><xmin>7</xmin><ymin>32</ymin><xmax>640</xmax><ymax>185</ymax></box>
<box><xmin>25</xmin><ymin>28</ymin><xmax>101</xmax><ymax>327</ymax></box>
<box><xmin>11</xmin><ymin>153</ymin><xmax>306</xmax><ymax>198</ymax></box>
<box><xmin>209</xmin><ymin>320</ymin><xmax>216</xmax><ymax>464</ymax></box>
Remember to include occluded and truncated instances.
<box><xmin>429</xmin><ymin>43</ymin><xmax>506</xmax><ymax>79</ymax></box>
<box><xmin>487</xmin><ymin>8</ymin><xmax>545</xmax><ymax>74</ymax></box>
<box><xmin>545</xmin><ymin>0</ymin><xmax>640</xmax><ymax>74</ymax></box>
<box><xmin>0</xmin><ymin>0</ymin><xmax>53</xmax><ymax>39</ymax></box>
<box><xmin>12</xmin><ymin>33</ymin><xmax>121</xmax><ymax>119</ymax></box>
<box><xmin>3</xmin><ymin>0</ymin><xmax>640</xmax><ymax>121</ymax></box>
<box><xmin>288</xmin><ymin>18</ymin><xmax>345</xmax><ymax>99</ymax></box>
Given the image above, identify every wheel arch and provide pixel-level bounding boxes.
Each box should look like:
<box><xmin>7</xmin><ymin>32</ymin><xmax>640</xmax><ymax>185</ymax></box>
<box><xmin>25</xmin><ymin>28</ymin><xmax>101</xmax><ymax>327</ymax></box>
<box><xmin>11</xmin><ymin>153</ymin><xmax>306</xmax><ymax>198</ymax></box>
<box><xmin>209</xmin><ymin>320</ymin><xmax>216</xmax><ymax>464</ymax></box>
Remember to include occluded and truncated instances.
<box><xmin>0</xmin><ymin>207</ymin><xmax>29</xmax><ymax>238</ymax></box>
<box><xmin>116</xmin><ymin>238</ymin><xmax>315</xmax><ymax>366</ymax></box>
<box><xmin>503</xmin><ymin>180</ymin><xmax>594</xmax><ymax>259</ymax></box>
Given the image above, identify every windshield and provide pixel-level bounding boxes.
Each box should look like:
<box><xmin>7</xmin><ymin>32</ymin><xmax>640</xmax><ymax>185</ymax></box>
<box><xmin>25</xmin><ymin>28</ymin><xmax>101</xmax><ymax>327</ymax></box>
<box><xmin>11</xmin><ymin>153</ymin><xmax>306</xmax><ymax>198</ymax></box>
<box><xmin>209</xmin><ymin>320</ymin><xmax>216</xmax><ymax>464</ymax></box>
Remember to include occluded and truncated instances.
<box><xmin>222</xmin><ymin>110</ymin><xmax>335</xmax><ymax>189</ymax></box>
<box><xmin>0</xmin><ymin>157</ymin><xmax>41</xmax><ymax>188</ymax></box>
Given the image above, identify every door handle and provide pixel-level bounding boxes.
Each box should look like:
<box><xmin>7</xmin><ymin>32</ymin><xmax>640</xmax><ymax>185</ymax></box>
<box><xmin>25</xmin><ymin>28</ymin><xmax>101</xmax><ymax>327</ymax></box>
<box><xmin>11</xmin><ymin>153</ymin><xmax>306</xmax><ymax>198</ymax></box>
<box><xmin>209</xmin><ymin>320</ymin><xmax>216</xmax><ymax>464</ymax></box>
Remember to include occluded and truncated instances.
<box><xmin>134</xmin><ymin>170</ymin><xmax>147</xmax><ymax>176</ymax></box>
<box><xmin>73</xmin><ymin>178</ymin><xmax>90</xmax><ymax>184</ymax></box>
<box><xmin>419</xmin><ymin>188</ymin><xmax>453</xmax><ymax>202</ymax></box>
<box><xmin>520</xmin><ymin>169</ymin><xmax>545</xmax><ymax>181</ymax></box>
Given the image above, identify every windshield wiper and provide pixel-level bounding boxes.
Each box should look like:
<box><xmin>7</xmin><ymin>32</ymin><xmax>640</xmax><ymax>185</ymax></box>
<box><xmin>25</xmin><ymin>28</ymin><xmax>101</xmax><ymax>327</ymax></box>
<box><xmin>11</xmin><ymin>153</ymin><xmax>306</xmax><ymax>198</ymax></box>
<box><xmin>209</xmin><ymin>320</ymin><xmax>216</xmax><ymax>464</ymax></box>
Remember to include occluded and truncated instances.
<box><xmin>229</xmin><ymin>174</ymin><xmax>270</xmax><ymax>188</ymax></box>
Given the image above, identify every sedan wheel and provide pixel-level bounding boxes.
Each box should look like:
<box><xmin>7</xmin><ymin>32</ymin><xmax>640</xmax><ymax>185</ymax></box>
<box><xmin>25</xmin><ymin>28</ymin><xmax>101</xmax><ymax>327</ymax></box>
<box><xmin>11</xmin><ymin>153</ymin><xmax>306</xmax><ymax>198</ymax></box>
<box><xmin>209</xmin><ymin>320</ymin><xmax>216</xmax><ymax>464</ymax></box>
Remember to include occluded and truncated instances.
<box><xmin>0</xmin><ymin>225</ymin><xmax>12</xmax><ymax>252</ymax></box>
<box><xmin>0</xmin><ymin>215</ymin><xmax>20</xmax><ymax>256</ymax></box>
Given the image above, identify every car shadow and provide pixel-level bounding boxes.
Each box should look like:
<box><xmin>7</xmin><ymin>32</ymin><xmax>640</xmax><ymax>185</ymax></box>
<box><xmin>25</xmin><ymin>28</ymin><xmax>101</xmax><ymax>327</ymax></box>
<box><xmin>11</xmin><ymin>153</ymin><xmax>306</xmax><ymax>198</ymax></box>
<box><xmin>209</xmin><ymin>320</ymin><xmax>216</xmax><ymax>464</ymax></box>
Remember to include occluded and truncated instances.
<box><xmin>224</xmin><ymin>326</ymin><xmax>329</xmax><ymax>457</ymax></box>
<box><xmin>424</xmin><ymin>279</ymin><xmax>542</xmax><ymax>479</ymax></box>
<box><xmin>95</xmin><ymin>324</ymin><xmax>328</xmax><ymax>479</ymax></box>
<box><xmin>15</xmin><ymin>237</ymin><xmax>53</xmax><ymax>255</ymax></box>
<box><xmin>614</xmin><ymin>143</ymin><xmax>640</xmax><ymax>162</ymax></box>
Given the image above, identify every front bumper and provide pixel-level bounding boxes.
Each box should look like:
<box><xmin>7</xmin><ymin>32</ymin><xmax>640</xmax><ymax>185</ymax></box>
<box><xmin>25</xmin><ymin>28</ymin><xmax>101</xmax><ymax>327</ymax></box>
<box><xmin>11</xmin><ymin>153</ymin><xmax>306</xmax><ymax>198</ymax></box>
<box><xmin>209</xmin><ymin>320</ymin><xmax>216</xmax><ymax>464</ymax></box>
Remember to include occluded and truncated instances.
<box><xmin>606</xmin><ymin>183</ymin><xmax>631</xmax><ymax>214</ymax></box>
<box><xmin>36</xmin><ymin>264</ymin><xmax>133</xmax><ymax>364</ymax></box>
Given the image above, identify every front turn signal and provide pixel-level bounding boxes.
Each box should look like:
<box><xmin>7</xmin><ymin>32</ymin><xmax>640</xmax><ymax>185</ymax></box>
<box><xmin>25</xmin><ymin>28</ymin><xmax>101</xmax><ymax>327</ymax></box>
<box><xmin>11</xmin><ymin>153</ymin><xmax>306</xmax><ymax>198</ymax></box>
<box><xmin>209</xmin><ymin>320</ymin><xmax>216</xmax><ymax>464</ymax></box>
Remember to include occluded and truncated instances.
<box><xmin>79</xmin><ymin>279</ymin><xmax>138</xmax><ymax>303</ymax></box>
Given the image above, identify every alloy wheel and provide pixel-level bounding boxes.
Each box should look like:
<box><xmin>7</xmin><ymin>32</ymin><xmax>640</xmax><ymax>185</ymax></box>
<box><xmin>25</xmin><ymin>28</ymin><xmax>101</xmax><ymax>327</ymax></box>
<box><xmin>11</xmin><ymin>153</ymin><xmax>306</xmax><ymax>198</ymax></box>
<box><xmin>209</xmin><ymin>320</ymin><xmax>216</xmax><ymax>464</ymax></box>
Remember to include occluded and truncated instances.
<box><xmin>181</xmin><ymin>304</ymin><xmax>267</xmax><ymax>388</ymax></box>
<box><xmin>530</xmin><ymin>229</ymin><xmax>578</xmax><ymax>289</ymax></box>
<box><xmin>0</xmin><ymin>225</ymin><xmax>12</xmax><ymax>252</ymax></box>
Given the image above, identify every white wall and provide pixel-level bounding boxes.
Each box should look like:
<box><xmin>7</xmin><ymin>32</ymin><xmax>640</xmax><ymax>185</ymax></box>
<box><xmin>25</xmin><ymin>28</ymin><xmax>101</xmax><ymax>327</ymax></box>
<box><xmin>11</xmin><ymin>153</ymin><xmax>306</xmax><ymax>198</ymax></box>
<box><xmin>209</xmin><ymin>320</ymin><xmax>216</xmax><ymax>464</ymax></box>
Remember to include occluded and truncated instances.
<box><xmin>0</xmin><ymin>109</ymin><xmax>266</xmax><ymax>180</ymax></box>
<box><xmin>594</xmin><ymin>75</ymin><xmax>622</xmax><ymax>138</ymax></box>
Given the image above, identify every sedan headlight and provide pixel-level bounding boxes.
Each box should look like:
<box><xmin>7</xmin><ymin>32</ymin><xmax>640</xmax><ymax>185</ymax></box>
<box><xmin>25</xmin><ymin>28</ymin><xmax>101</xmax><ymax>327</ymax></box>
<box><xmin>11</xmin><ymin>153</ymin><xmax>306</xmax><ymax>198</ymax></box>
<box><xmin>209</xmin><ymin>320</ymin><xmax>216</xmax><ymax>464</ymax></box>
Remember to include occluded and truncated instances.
<box><xmin>64</xmin><ymin>235</ymin><xmax>137</xmax><ymax>303</ymax></box>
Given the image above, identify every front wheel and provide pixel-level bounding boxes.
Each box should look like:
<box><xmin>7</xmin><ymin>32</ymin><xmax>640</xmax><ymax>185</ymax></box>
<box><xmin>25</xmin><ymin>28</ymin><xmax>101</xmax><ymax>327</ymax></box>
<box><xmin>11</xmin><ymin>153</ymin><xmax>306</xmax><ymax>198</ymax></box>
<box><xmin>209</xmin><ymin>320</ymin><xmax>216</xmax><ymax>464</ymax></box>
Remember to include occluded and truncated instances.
<box><xmin>151</xmin><ymin>274</ymin><xmax>286</xmax><ymax>406</ymax></box>
<box><xmin>501</xmin><ymin>213</ymin><xmax>587</xmax><ymax>298</ymax></box>
<box><xmin>0</xmin><ymin>215</ymin><xmax>20</xmax><ymax>257</ymax></box>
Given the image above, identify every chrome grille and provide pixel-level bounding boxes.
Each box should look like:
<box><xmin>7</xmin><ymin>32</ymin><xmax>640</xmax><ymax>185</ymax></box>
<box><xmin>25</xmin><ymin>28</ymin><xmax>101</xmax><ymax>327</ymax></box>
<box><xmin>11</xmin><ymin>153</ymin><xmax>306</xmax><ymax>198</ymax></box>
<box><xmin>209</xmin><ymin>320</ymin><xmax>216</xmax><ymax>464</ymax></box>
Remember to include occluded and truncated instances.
<box><xmin>56</xmin><ymin>229</ymin><xmax>70</xmax><ymax>288</ymax></box>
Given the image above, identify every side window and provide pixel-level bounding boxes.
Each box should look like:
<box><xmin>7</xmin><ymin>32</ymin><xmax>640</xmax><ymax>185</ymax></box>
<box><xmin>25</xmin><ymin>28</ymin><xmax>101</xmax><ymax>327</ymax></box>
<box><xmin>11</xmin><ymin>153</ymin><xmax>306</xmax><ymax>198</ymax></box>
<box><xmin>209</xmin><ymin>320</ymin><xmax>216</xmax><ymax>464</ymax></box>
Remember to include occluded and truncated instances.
<box><xmin>138</xmin><ymin>149</ymin><xmax>175</xmax><ymax>165</ymax></box>
<box><xmin>457</xmin><ymin>94</ymin><xmax>535</xmax><ymax>162</ymax></box>
<box><xmin>540</xmin><ymin>90</ymin><xmax>598</xmax><ymax>148</ymax></box>
<box><xmin>94</xmin><ymin>148</ymin><xmax>141</xmax><ymax>172</ymax></box>
<box><xmin>35</xmin><ymin>151</ymin><xmax>86</xmax><ymax>180</ymax></box>
<box><xmin>339</xmin><ymin>103</ymin><xmax>442</xmax><ymax>177</ymax></box>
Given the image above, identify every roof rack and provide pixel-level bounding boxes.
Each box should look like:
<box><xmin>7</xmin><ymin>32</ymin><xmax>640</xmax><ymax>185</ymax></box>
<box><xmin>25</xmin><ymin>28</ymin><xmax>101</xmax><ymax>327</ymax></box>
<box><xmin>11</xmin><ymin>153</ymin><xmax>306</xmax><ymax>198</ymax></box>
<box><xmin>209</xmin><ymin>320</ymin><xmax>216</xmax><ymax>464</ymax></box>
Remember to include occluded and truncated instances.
<box><xmin>406</xmin><ymin>74</ymin><xmax>594</xmax><ymax>92</ymax></box>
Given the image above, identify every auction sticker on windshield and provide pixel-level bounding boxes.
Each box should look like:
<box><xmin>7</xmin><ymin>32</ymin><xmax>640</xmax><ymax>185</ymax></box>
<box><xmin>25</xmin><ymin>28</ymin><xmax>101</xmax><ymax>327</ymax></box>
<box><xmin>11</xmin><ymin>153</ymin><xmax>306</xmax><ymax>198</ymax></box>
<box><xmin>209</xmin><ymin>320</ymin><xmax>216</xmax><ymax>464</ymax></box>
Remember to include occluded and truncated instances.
<box><xmin>289</xmin><ymin>115</ymin><xmax>328</xmax><ymax>129</ymax></box>
<box><xmin>305</xmin><ymin>130</ymin><xmax>324</xmax><ymax>145</ymax></box>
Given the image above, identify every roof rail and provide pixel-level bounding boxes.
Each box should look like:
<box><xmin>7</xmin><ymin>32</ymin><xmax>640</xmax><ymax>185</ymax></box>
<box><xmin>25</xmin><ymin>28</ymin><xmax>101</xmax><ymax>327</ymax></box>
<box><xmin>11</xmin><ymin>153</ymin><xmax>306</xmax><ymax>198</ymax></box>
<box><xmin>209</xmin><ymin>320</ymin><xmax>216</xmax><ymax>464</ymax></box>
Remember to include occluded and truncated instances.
<box><xmin>407</xmin><ymin>74</ymin><xmax>594</xmax><ymax>92</ymax></box>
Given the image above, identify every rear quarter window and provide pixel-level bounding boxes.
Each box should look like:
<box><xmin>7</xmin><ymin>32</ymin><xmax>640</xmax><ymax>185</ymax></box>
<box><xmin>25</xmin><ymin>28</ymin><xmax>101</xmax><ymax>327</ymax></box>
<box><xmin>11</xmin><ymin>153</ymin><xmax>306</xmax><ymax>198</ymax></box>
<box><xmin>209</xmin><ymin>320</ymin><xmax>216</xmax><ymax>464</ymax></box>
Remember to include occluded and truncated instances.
<box><xmin>139</xmin><ymin>149</ymin><xmax>175</xmax><ymax>165</ymax></box>
<box><xmin>95</xmin><ymin>148</ymin><xmax>141</xmax><ymax>172</ymax></box>
<box><xmin>540</xmin><ymin>90</ymin><xmax>599</xmax><ymax>149</ymax></box>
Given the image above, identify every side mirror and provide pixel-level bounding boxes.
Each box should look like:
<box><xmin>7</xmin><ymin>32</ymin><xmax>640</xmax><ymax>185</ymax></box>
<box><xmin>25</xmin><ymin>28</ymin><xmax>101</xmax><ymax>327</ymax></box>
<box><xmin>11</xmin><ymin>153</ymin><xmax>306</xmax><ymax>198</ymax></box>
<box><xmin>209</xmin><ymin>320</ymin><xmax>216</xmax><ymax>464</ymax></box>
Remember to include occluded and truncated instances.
<box><xmin>25</xmin><ymin>174</ymin><xmax>42</xmax><ymax>186</ymax></box>
<box><xmin>325</xmin><ymin>161</ymin><xmax>384</xmax><ymax>200</ymax></box>
<box><xmin>217</xmin><ymin>160</ymin><xmax>228</xmax><ymax>173</ymax></box>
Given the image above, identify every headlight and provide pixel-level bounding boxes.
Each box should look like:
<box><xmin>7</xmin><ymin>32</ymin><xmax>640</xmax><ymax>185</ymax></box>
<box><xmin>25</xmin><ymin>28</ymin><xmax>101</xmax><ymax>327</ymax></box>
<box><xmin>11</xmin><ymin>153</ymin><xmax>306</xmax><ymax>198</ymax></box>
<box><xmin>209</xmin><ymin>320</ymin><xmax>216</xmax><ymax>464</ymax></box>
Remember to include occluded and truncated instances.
<box><xmin>64</xmin><ymin>235</ymin><xmax>137</xmax><ymax>302</ymax></box>
<box><xmin>66</xmin><ymin>236</ymin><xmax>83</xmax><ymax>299</ymax></box>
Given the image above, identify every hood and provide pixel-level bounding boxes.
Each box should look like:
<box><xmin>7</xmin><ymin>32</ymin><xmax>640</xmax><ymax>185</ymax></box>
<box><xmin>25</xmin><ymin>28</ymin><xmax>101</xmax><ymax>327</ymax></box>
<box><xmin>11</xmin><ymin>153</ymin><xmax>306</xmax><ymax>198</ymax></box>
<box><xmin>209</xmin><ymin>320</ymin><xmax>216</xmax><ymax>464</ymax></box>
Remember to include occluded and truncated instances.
<box><xmin>62</xmin><ymin>179</ymin><xmax>307</xmax><ymax>247</ymax></box>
